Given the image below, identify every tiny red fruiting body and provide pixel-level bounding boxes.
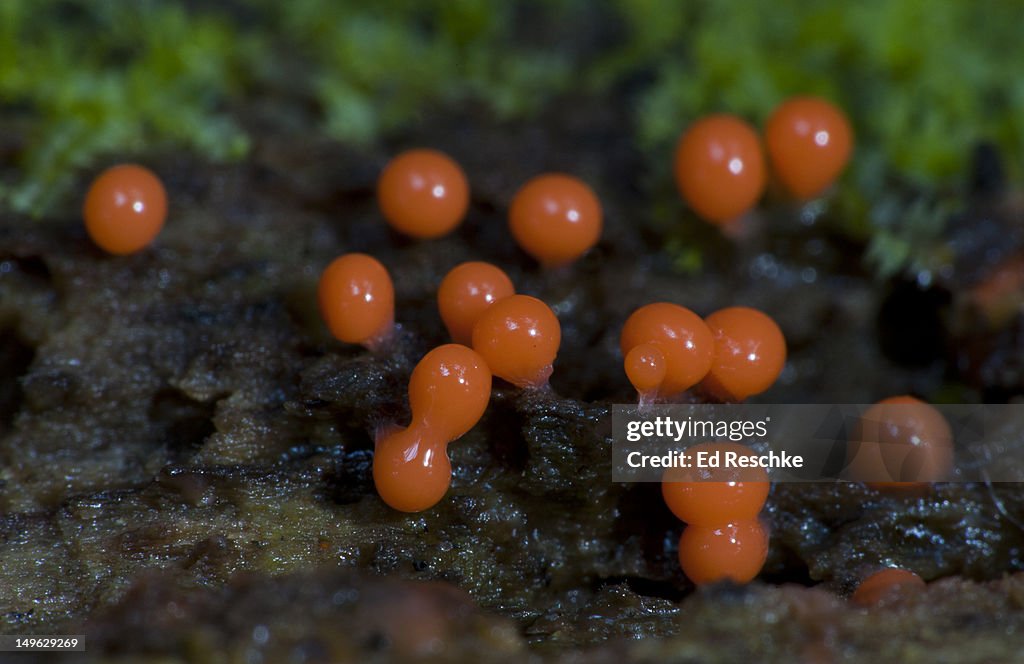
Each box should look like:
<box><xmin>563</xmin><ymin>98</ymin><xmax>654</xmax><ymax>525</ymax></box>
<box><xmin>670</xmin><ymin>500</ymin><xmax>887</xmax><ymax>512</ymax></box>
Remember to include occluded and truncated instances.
<box><xmin>765</xmin><ymin>96</ymin><xmax>853</xmax><ymax>200</ymax></box>
<box><xmin>702</xmin><ymin>306</ymin><xmax>786</xmax><ymax>401</ymax></box>
<box><xmin>373</xmin><ymin>425</ymin><xmax>451</xmax><ymax>513</ymax></box>
<box><xmin>437</xmin><ymin>261</ymin><xmax>515</xmax><ymax>346</ymax></box>
<box><xmin>378</xmin><ymin>149</ymin><xmax>470</xmax><ymax>239</ymax></box>
<box><xmin>624</xmin><ymin>343</ymin><xmax>667</xmax><ymax>404</ymax></box>
<box><xmin>677</xmin><ymin>520</ymin><xmax>769</xmax><ymax>585</ymax></box>
<box><xmin>372</xmin><ymin>344</ymin><xmax>492</xmax><ymax>512</ymax></box>
<box><xmin>408</xmin><ymin>344</ymin><xmax>493</xmax><ymax>441</ymax></box>
<box><xmin>317</xmin><ymin>253</ymin><xmax>395</xmax><ymax>351</ymax></box>
<box><xmin>508</xmin><ymin>173</ymin><xmax>603</xmax><ymax>267</ymax></box>
<box><xmin>83</xmin><ymin>164</ymin><xmax>168</xmax><ymax>255</ymax></box>
<box><xmin>662</xmin><ymin>442</ymin><xmax>770</xmax><ymax>526</ymax></box>
<box><xmin>471</xmin><ymin>294</ymin><xmax>561</xmax><ymax>389</ymax></box>
<box><xmin>851</xmin><ymin>568</ymin><xmax>925</xmax><ymax>607</ymax></box>
<box><xmin>846</xmin><ymin>396</ymin><xmax>953</xmax><ymax>487</ymax></box>
<box><xmin>620</xmin><ymin>303</ymin><xmax>714</xmax><ymax>397</ymax></box>
<box><xmin>674</xmin><ymin>114</ymin><xmax>766</xmax><ymax>224</ymax></box>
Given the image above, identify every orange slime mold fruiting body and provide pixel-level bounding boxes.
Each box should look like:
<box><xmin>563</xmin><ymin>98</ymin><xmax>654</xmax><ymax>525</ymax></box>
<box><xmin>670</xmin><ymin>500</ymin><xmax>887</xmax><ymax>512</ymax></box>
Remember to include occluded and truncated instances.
<box><xmin>437</xmin><ymin>262</ymin><xmax>515</xmax><ymax>346</ymax></box>
<box><xmin>373</xmin><ymin>426</ymin><xmax>451</xmax><ymax>513</ymax></box>
<box><xmin>846</xmin><ymin>395</ymin><xmax>954</xmax><ymax>487</ymax></box>
<box><xmin>702</xmin><ymin>306</ymin><xmax>786</xmax><ymax>402</ymax></box>
<box><xmin>624</xmin><ymin>343</ymin><xmax>667</xmax><ymax>404</ymax></box>
<box><xmin>620</xmin><ymin>303</ymin><xmax>714</xmax><ymax>397</ymax></box>
<box><xmin>377</xmin><ymin>148</ymin><xmax>470</xmax><ymax>239</ymax></box>
<box><xmin>766</xmin><ymin>96</ymin><xmax>853</xmax><ymax>200</ymax></box>
<box><xmin>508</xmin><ymin>173</ymin><xmax>603</xmax><ymax>267</ymax></box>
<box><xmin>471</xmin><ymin>294</ymin><xmax>561</xmax><ymax>389</ymax></box>
<box><xmin>408</xmin><ymin>344</ymin><xmax>493</xmax><ymax>442</ymax></box>
<box><xmin>677</xmin><ymin>520</ymin><xmax>769</xmax><ymax>585</ymax></box>
<box><xmin>674</xmin><ymin>114</ymin><xmax>766</xmax><ymax>225</ymax></box>
<box><xmin>317</xmin><ymin>253</ymin><xmax>395</xmax><ymax>351</ymax></box>
<box><xmin>851</xmin><ymin>568</ymin><xmax>925</xmax><ymax>607</ymax></box>
<box><xmin>373</xmin><ymin>344</ymin><xmax>492</xmax><ymax>513</ymax></box>
<box><xmin>83</xmin><ymin>164</ymin><xmax>168</xmax><ymax>255</ymax></box>
<box><xmin>662</xmin><ymin>442</ymin><xmax>770</xmax><ymax>527</ymax></box>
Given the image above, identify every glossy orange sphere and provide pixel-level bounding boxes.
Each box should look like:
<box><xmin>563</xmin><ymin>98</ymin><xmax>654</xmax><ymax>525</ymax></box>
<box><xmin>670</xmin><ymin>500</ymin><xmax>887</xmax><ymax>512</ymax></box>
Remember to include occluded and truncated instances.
<box><xmin>624</xmin><ymin>343</ymin><xmax>667</xmax><ymax>395</ymax></box>
<box><xmin>408</xmin><ymin>344</ymin><xmax>492</xmax><ymax>441</ymax></box>
<box><xmin>317</xmin><ymin>253</ymin><xmax>394</xmax><ymax>350</ymax></box>
<box><xmin>678</xmin><ymin>520</ymin><xmax>769</xmax><ymax>585</ymax></box>
<box><xmin>662</xmin><ymin>442</ymin><xmax>770</xmax><ymax>526</ymax></box>
<box><xmin>851</xmin><ymin>568</ymin><xmax>925</xmax><ymax>607</ymax></box>
<box><xmin>373</xmin><ymin>426</ymin><xmax>451</xmax><ymax>512</ymax></box>
<box><xmin>674</xmin><ymin>114</ymin><xmax>766</xmax><ymax>224</ymax></box>
<box><xmin>471</xmin><ymin>294</ymin><xmax>561</xmax><ymax>389</ymax></box>
<box><xmin>620</xmin><ymin>303</ymin><xmax>714</xmax><ymax>396</ymax></box>
<box><xmin>766</xmin><ymin>96</ymin><xmax>853</xmax><ymax>200</ymax></box>
<box><xmin>378</xmin><ymin>149</ymin><xmax>469</xmax><ymax>239</ymax></box>
<box><xmin>508</xmin><ymin>173</ymin><xmax>603</xmax><ymax>266</ymax></box>
<box><xmin>702</xmin><ymin>307</ymin><xmax>786</xmax><ymax>401</ymax></box>
<box><xmin>437</xmin><ymin>262</ymin><xmax>515</xmax><ymax>345</ymax></box>
<box><xmin>846</xmin><ymin>396</ymin><xmax>954</xmax><ymax>485</ymax></box>
<box><xmin>83</xmin><ymin>164</ymin><xmax>168</xmax><ymax>255</ymax></box>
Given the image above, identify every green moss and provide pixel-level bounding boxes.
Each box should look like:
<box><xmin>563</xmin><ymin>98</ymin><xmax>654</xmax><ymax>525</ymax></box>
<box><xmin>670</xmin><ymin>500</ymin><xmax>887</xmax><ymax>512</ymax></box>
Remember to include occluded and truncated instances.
<box><xmin>260</xmin><ymin>0</ymin><xmax>571</xmax><ymax>144</ymax></box>
<box><xmin>1</xmin><ymin>0</ymin><xmax>574</xmax><ymax>216</ymax></box>
<box><xmin>623</xmin><ymin>0</ymin><xmax>1024</xmax><ymax>181</ymax></box>
<box><xmin>3</xmin><ymin>0</ymin><xmax>1022</xmax><ymax>276</ymax></box>
<box><xmin>611</xmin><ymin>0</ymin><xmax>1024</xmax><ymax>278</ymax></box>
<box><xmin>0</xmin><ymin>1</ymin><xmax>252</xmax><ymax>215</ymax></box>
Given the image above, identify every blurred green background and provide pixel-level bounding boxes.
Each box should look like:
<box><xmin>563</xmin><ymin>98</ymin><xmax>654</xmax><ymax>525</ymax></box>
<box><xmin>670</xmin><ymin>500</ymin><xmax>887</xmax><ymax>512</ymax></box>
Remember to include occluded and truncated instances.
<box><xmin>2</xmin><ymin>0</ymin><xmax>1021</xmax><ymax>276</ymax></box>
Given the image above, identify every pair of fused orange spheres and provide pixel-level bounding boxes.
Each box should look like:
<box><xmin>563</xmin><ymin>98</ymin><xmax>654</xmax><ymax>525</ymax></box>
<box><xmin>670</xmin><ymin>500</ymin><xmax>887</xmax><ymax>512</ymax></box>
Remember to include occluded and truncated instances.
<box><xmin>675</xmin><ymin>96</ymin><xmax>853</xmax><ymax>225</ymax></box>
<box><xmin>662</xmin><ymin>442</ymin><xmax>770</xmax><ymax>585</ymax></box>
<box><xmin>83</xmin><ymin>164</ymin><xmax>168</xmax><ymax>255</ymax></box>
<box><xmin>378</xmin><ymin>149</ymin><xmax>602</xmax><ymax>266</ymax></box>
<box><xmin>437</xmin><ymin>262</ymin><xmax>561</xmax><ymax>389</ymax></box>
<box><xmin>373</xmin><ymin>344</ymin><xmax>492</xmax><ymax>512</ymax></box>
<box><xmin>621</xmin><ymin>304</ymin><xmax>786</xmax><ymax>402</ymax></box>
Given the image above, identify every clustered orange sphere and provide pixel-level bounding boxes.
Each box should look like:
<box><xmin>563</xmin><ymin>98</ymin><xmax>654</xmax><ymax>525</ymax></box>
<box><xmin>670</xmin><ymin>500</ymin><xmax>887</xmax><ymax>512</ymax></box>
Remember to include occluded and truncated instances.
<box><xmin>373</xmin><ymin>344</ymin><xmax>492</xmax><ymax>512</ymax></box>
<box><xmin>662</xmin><ymin>442</ymin><xmax>770</xmax><ymax>585</ymax></box>
<box><xmin>317</xmin><ymin>253</ymin><xmax>395</xmax><ymax>351</ymax></box>
<box><xmin>846</xmin><ymin>395</ymin><xmax>954</xmax><ymax>488</ymax></box>
<box><xmin>620</xmin><ymin>303</ymin><xmax>785</xmax><ymax>404</ymax></box>
<box><xmin>83</xmin><ymin>164</ymin><xmax>168</xmax><ymax>255</ymax></box>
<box><xmin>662</xmin><ymin>443</ymin><xmax>770</xmax><ymax>527</ymax></box>
<box><xmin>851</xmin><ymin>568</ymin><xmax>925</xmax><ymax>607</ymax></box>
<box><xmin>471</xmin><ymin>294</ymin><xmax>561</xmax><ymax>390</ymax></box>
<box><xmin>623</xmin><ymin>343</ymin><xmax>667</xmax><ymax>406</ymax></box>
<box><xmin>620</xmin><ymin>303</ymin><xmax>714</xmax><ymax>399</ymax></box>
<box><xmin>702</xmin><ymin>306</ymin><xmax>787</xmax><ymax>402</ymax></box>
<box><xmin>377</xmin><ymin>148</ymin><xmax>470</xmax><ymax>239</ymax></box>
<box><xmin>437</xmin><ymin>261</ymin><xmax>515</xmax><ymax>345</ymax></box>
<box><xmin>675</xmin><ymin>96</ymin><xmax>852</xmax><ymax>225</ymax></box>
<box><xmin>408</xmin><ymin>344</ymin><xmax>493</xmax><ymax>440</ymax></box>
<box><xmin>677</xmin><ymin>521</ymin><xmax>770</xmax><ymax>586</ymax></box>
<box><xmin>509</xmin><ymin>173</ymin><xmax>603</xmax><ymax>267</ymax></box>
